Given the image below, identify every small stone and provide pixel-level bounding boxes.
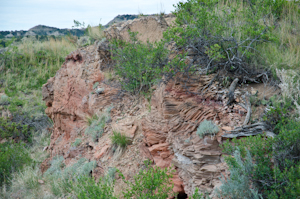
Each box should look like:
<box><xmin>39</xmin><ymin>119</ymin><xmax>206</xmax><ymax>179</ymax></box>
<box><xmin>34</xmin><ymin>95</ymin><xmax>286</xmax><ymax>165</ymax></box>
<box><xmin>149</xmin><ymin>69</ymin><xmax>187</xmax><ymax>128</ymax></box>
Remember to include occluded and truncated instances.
<box><xmin>38</xmin><ymin>180</ymin><xmax>44</xmax><ymax>184</ymax></box>
<box><xmin>96</xmin><ymin>88</ymin><xmax>105</xmax><ymax>94</ymax></box>
<box><xmin>43</xmin><ymin>146</ymin><xmax>48</xmax><ymax>151</ymax></box>
<box><xmin>251</xmin><ymin>88</ymin><xmax>258</xmax><ymax>95</ymax></box>
<box><xmin>0</xmin><ymin>138</ymin><xmax>7</xmax><ymax>144</ymax></box>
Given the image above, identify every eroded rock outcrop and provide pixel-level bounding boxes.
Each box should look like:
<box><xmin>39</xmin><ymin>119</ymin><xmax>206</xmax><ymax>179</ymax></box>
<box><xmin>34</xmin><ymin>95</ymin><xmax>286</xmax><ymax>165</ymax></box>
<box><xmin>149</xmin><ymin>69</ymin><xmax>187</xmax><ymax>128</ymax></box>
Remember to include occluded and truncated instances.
<box><xmin>42</xmin><ymin>15</ymin><xmax>248</xmax><ymax>198</ymax></box>
<box><xmin>42</xmin><ymin>43</ymin><xmax>119</xmax><ymax>165</ymax></box>
<box><xmin>104</xmin><ymin>15</ymin><xmax>169</xmax><ymax>43</ymax></box>
<box><xmin>140</xmin><ymin>76</ymin><xmax>247</xmax><ymax>196</ymax></box>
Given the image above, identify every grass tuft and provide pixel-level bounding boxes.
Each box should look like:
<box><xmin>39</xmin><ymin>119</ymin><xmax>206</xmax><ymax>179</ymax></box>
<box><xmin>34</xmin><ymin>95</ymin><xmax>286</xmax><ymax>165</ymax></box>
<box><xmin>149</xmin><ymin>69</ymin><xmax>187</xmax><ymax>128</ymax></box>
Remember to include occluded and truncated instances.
<box><xmin>110</xmin><ymin>131</ymin><xmax>130</xmax><ymax>148</ymax></box>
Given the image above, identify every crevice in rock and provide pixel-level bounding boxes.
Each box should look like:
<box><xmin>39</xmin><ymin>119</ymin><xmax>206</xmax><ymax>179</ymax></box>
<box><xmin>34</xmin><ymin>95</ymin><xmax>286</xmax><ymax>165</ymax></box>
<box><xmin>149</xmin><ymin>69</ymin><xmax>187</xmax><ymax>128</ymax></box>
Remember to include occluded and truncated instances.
<box><xmin>177</xmin><ymin>191</ymin><xmax>188</xmax><ymax>199</ymax></box>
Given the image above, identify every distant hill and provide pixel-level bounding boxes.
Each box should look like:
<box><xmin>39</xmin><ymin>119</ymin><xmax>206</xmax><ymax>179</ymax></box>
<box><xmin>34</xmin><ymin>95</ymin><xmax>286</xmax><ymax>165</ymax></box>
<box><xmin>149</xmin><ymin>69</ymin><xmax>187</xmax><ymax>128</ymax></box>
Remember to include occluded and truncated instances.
<box><xmin>104</xmin><ymin>14</ymin><xmax>139</xmax><ymax>28</ymax></box>
<box><xmin>0</xmin><ymin>14</ymin><xmax>141</xmax><ymax>40</ymax></box>
<box><xmin>0</xmin><ymin>25</ymin><xmax>85</xmax><ymax>39</ymax></box>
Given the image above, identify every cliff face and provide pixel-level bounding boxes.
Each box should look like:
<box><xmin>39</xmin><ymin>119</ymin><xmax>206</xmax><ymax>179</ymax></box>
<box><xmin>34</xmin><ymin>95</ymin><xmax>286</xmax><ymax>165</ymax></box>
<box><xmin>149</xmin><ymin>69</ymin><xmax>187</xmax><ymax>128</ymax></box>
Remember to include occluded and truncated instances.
<box><xmin>42</xmin><ymin>15</ymin><xmax>246</xmax><ymax>197</ymax></box>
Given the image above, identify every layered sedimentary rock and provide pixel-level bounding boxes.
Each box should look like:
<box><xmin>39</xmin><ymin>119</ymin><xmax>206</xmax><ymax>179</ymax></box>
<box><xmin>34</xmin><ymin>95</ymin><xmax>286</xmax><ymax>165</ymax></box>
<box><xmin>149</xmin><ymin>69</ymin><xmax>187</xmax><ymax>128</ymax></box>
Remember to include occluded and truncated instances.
<box><xmin>42</xmin><ymin>15</ymin><xmax>247</xmax><ymax>197</ymax></box>
<box><xmin>140</xmin><ymin>75</ymin><xmax>246</xmax><ymax>196</ymax></box>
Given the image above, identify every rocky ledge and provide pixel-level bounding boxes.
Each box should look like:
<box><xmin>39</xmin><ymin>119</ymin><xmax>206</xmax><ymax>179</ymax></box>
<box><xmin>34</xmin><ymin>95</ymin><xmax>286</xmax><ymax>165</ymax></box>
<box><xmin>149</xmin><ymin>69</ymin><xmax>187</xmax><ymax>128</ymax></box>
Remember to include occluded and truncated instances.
<box><xmin>42</xmin><ymin>15</ymin><xmax>253</xmax><ymax>198</ymax></box>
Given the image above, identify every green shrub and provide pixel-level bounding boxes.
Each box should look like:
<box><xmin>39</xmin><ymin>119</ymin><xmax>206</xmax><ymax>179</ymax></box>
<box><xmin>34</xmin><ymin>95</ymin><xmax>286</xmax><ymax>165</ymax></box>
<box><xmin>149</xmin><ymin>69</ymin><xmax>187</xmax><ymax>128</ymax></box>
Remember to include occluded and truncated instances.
<box><xmin>71</xmin><ymin>161</ymin><xmax>176</xmax><ymax>199</ymax></box>
<box><xmin>44</xmin><ymin>157</ymin><xmax>96</xmax><ymax>181</ymax></box>
<box><xmin>216</xmin><ymin>149</ymin><xmax>262</xmax><ymax>199</ymax></box>
<box><xmin>41</xmin><ymin>159</ymin><xmax>175</xmax><ymax>198</ymax></box>
<box><xmin>263</xmin><ymin>98</ymin><xmax>293</xmax><ymax>134</ymax></box>
<box><xmin>164</xmin><ymin>0</ymin><xmax>290</xmax><ymax>79</ymax></box>
<box><xmin>106</xmin><ymin>167</ymin><xmax>117</xmax><ymax>183</ymax></box>
<box><xmin>92</xmin><ymin>82</ymin><xmax>99</xmax><ymax>90</ymax></box>
<box><xmin>72</xmin><ymin>138</ymin><xmax>82</xmax><ymax>147</ymax></box>
<box><xmin>111</xmin><ymin>31</ymin><xmax>169</xmax><ymax>93</ymax></box>
<box><xmin>86</xmin><ymin>114</ymin><xmax>99</xmax><ymax>126</ymax></box>
<box><xmin>221</xmin><ymin>118</ymin><xmax>300</xmax><ymax>198</ymax></box>
<box><xmin>120</xmin><ymin>160</ymin><xmax>175</xmax><ymax>199</ymax></box>
<box><xmin>85</xmin><ymin>117</ymin><xmax>104</xmax><ymax>141</ymax></box>
<box><xmin>44</xmin><ymin>156</ymin><xmax>97</xmax><ymax>197</ymax></box>
<box><xmin>0</xmin><ymin>130</ymin><xmax>51</xmax><ymax>198</ymax></box>
<box><xmin>0</xmin><ymin>94</ymin><xmax>9</xmax><ymax>104</ymax></box>
<box><xmin>74</xmin><ymin>176</ymin><xmax>116</xmax><ymax>199</ymax></box>
<box><xmin>110</xmin><ymin>131</ymin><xmax>130</xmax><ymax>148</ymax></box>
<box><xmin>0</xmin><ymin>141</ymin><xmax>32</xmax><ymax>187</ymax></box>
<box><xmin>85</xmin><ymin>119</ymin><xmax>104</xmax><ymax>142</ymax></box>
<box><xmin>85</xmin><ymin>108</ymin><xmax>112</xmax><ymax>142</ymax></box>
<box><xmin>189</xmin><ymin>188</ymin><xmax>205</xmax><ymax>199</ymax></box>
<box><xmin>0</xmin><ymin>117</ymin><xmax>32</xmax><ymax>143</ymax></box>
<box><xmin>196</xmin><ymin>120</ymin><xmax>219</xmax><ymax>138</ymax></box>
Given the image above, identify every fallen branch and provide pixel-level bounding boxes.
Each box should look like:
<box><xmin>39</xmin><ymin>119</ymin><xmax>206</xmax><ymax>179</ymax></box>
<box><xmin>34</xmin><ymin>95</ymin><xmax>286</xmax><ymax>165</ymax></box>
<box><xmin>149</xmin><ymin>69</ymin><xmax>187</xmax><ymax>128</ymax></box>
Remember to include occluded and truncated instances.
<box><xmin>226</xmin><ymin>78</ymin><xmax>239</xmax><ymax>106</ymax></box>
<box><xmin>240</xmin><ymin>92</ymin><xmax>251</xmax><ymax>126</ymax></box>
<box><xmin>222</xmin><ymin>122</ymin><xmax>276</xmax><ymax>138</ymax></box>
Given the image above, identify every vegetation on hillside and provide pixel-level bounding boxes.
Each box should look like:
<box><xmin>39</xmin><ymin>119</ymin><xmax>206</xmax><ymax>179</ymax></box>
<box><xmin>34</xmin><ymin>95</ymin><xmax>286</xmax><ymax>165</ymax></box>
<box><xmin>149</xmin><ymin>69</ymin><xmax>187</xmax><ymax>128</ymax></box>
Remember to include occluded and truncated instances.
<box><xmin>1</xmin><ymin>0</ymin><xmax>300</xmax><ymax>198</ymax></box>
<box><xmin>111</xmin><ymin>0</ymin><xmax>300</xmax><ymax>198</ymax></box>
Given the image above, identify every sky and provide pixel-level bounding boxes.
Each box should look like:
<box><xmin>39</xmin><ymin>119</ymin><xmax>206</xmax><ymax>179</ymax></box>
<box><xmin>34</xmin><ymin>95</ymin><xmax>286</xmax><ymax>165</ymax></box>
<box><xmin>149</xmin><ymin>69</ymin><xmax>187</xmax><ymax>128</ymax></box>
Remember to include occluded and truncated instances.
<box><xmin>0</xmin><ymin>0</ymin><xmax>182</xmax><ymax>31</ymax></box>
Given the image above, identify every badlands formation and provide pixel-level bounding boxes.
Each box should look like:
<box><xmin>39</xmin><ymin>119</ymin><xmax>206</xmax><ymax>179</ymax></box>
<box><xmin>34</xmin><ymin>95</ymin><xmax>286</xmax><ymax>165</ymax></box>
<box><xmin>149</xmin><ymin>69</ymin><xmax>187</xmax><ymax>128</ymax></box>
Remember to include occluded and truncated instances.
<box><xmin>42</xmin><ymin>15</ymin><xmax>275</xmax><ymax>198</ymax></box>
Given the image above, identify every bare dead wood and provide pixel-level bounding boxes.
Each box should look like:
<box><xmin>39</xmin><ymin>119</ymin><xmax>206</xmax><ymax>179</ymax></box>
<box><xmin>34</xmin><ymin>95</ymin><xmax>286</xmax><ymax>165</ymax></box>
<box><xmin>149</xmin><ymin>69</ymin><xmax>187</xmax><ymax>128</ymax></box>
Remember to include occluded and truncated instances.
<box><xmin>222</xmin><ymin>122</ymin><xmax>276</xmax><ymax>138</ymax></box>
<box><xmin>226</xmin><ymin>78</ymin><xmax>239</xmax><ymax>106</ymax></box>
<box><xmin>239</xmin><ymin>92</ymin><xmax>251</xmax><ymax>126</ymax></box>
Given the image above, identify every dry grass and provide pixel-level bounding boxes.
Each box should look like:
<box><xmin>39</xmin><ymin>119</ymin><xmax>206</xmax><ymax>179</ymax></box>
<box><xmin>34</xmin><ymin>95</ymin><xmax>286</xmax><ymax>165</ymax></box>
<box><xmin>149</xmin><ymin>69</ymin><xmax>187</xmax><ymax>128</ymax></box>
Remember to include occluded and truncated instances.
<box><xmin>0</xmin><ymin>37</ymin><xmax>76</xmax><ymax>117</ymax></box>
<box><xmin>86</xmin><ymin>25</ymin><xmax>105</xmax><ymax>41</ymax></box>
<box><xmin>254</xmin><ymin>3</ymin><xmax>300</xmax><ymax>73</ymax></box>
<box><xmin>2</xmin><ymin>37</ymin><xmax>76</xmax><ymax>93</ymax></box>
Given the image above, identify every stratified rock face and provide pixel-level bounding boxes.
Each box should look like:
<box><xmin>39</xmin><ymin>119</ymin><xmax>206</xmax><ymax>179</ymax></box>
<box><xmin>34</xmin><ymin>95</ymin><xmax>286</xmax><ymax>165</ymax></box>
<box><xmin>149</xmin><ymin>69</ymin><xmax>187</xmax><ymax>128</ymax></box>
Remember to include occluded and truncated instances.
<box><xmin>142</xmin><ymin>78</ymin><xmax>231</xmax><ymax>196</ymax></box>
<box><xmin>42</xmin><ymin>42</ymin><xmax>118</xmax><ymax>160</ymax></box>
<box><xmin>104</xmin><ymin>15</ymin><xmax>169</xmax><ymax>43</ymax></box>
<box><xmin>42</xmin><ymin>15</ymin><xmax>245</xmax><ymax>198</ymax></box>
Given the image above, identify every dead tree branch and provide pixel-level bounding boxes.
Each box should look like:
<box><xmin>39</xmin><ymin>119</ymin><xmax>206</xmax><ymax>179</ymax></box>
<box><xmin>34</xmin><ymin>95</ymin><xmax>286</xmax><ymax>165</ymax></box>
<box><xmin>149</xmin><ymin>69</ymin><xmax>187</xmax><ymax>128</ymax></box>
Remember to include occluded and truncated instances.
<box><xmin>226</xmin><ymin>78</ymin><xmax>239</xmax><ymax>106</ymax></box>
<box><xmin>222</xmin><ymin>122</ymin><xmax>276</xmax><ymax>138</ymax></box>
<box><xmin>239</xmin><ymin>92</ymin><xmax>252</xmax><ymax>126</ymax></box>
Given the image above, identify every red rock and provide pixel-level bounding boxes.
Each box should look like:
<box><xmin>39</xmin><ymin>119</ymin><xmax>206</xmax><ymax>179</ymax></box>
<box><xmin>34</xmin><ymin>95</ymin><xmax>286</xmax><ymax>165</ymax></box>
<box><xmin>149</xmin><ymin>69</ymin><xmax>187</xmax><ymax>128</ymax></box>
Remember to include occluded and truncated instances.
<box><xmin>160</xmin><ymin>151</ymin><xmax>171</xmax><ymax>159</ymax></box>
<box><xmin>172</xmin><ymin>174</ymin><xmax>184</xmax><ymax>193</ymax></box>
<box><xmin>94</xmin><ymin>145</ymin><xmax>109</xmax><ymax>159</ymax></box>
<box><xmin>41</xmin><ymin>16</ymin><xmax>233</xmax><ymax>198</ymax></box>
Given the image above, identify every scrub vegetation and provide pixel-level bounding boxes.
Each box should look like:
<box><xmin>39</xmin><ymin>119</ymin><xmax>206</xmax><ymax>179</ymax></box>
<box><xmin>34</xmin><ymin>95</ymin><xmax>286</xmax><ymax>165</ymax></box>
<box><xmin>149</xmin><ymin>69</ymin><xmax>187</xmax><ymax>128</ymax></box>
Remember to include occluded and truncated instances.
<box><xmin>1</xmin><ymin>0</ymin><xmax>300</xmax><ymax>198</ymax></box>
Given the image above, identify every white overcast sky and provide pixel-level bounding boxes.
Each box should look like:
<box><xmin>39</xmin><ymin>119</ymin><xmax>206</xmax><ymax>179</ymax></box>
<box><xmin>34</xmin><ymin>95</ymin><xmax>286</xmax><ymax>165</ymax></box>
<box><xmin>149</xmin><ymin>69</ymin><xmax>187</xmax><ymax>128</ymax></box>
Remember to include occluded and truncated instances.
<box><xmin>0</xmin><ymin>0</ymin><xmax>182</xmax><ymax>31</ymax></box>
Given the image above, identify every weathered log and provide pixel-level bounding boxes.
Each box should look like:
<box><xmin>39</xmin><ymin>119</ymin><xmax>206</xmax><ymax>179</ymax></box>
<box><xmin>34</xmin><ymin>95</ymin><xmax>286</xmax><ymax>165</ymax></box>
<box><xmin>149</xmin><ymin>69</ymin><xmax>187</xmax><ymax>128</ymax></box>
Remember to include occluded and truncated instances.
<box><xmin>222</xmin><ymin>122</ymin><xmax>276</xmax><ymax>138</ymax></box>
<box><xmin>226</xmin><ymin>78</ymin><xmax>239</xmax><ymax>106</ymax></box>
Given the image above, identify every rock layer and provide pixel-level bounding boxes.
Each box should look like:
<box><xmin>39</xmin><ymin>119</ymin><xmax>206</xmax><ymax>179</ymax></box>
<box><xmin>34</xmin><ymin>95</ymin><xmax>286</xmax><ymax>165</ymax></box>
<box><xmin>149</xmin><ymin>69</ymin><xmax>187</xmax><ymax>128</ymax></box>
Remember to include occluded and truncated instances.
<box><xmin>140</xmin><ymin>76</ymin><xmax>244</xmax><ymax>196</ymax></box>
<box><xmin>42</xmin><ymin>15</ymin><xmax>247</xmax><ymax>197</ymax></box>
